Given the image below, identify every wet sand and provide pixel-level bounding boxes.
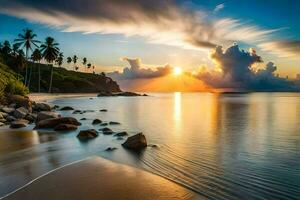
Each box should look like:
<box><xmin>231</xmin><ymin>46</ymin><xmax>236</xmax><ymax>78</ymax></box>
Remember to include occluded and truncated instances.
<box><xmin>29</xmin><ymin>93</ymin><xmax>97</xmax><ymax>102</ymax></box>
<box><xmin>2</xmin><ymin>156</ymin><xmax>202</xmax><ymax>200</ymax></box>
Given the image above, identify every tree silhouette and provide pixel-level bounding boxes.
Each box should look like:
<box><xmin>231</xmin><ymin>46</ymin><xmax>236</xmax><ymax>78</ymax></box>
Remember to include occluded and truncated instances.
<box><xmin>40</xmin><ymin>37</ymin><xmax>60</xmax><ymax>93</ymax></box>
<box><xmin>14</xmin><ymin>29</ymin><xmax>40</xmax><ymax>86</ymax></box>
<box><xmin>72</xmin><ymin>55</ymin><xmax>78</xmax><ymax>71</ymax></box>
<box><xmin>31</xmin><ymin>49</ymin><xmax>42</xmax><ymax>92</ymax></box>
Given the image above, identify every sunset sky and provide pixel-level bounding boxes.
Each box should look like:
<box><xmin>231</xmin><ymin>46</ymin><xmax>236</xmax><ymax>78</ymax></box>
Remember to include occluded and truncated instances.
<box><xmin>0</xmin><ymin>0</ymin><xmax>300</xmax><ymax>91</ymax></box>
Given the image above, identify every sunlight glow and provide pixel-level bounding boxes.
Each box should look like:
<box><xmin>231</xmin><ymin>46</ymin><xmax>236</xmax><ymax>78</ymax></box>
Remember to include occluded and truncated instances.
<box><xmin>173</xmin><ymin>67</ymin><xmax>183</xmax><ymax>76</ymax></box>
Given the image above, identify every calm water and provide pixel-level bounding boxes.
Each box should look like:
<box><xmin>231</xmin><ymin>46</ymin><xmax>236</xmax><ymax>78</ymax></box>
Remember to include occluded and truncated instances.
<box><xmin>0</xmin><ymin>93</ymin><xmax>299</xmax><ymax>199</ymax></box>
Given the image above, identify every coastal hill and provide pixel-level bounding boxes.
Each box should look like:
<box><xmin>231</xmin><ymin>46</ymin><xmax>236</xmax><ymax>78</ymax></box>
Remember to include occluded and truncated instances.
<box><xmin>25</xmin><ymin>62</ymin><xmax>121</xmax><ymax>93</ymax></box>
<box><xmin>0</xmin><ymin>56</ymin><xmax>121</xmax><ymax>96</ymax></box>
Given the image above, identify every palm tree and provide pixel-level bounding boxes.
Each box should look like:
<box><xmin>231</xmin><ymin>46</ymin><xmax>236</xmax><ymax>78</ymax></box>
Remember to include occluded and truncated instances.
<box><xmin>14</xmin><ymin>29</ymin><xmax>40</xmax><ymax>86</ymax></box>
<box><xmin>15</xmin><ymin>50</ymin><xmax>26</xmax><ymax>80</ymax></box>
<box><xmin>82</xmin><ymin>57</ymin><xmax>87</xmax><ymax>71</ymax></box>
<box><xmin>72</xmin><ymin>55</ymin><xmax>78</xmax><ymax>71</ymax></box>
<box><xmin>40</xmin><ymin>37</ymin><xmax>59</xmax><ymax>93</ymax></box>
<box><xmin>2</xmin><ymin>41</ymin><xmax>11</xmax><ymax>55</ymax></box>
<box><xmin>55</xmin><ymin>52</ymin><xmax>64</xmax><ymax>67</ymax></box>
<box><xmin>31</xmin><ymin>49</ymin><xmax>42</xmax><ymax>93</ymax></box>
<box><xmin>12</xmin><ymin>43</ymin><xmax>21</xmax><ymax>57</ymax></box>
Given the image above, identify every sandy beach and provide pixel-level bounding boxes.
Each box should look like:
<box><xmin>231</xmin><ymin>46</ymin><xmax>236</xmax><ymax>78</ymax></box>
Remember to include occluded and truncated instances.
<box><xmin>2</xmin><ymin>156</ymin><xmax>202</xmax><ymax>200</ymax></box>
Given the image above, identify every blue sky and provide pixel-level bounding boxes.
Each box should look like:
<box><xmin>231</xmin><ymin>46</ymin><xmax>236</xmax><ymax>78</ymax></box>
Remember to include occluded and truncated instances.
<box><xmin>0</xmin><ymin>0</ymin><xmax>299</xmax><ymax>77</ymax></box>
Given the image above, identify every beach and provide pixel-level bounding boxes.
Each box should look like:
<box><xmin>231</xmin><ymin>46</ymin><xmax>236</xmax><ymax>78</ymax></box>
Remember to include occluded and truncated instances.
<box><xmin>2</xmin><ymin>156</ymin><xmax>201</xmax><ymax>200</ymax></box>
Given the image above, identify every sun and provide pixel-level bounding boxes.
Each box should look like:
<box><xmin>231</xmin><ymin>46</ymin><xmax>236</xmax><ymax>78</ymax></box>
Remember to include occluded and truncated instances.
<box><xmin>173</xmin><ymin>67</ymin><xmax>182</xmax><ymax>76</ymax></box>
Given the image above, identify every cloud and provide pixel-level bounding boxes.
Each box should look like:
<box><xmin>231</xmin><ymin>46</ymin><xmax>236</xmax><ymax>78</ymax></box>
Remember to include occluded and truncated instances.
<box><xmin>107</xmin><ymin>57</ymin><xmax>172</xmax><ymax>80</ymax></box>
<box><xmin>0</xmin><ymin>0</ymin><xmax>278</xmax><ymax>51</ymax></box>
<box><xmin>214</xmin><ymin>3</ymin><xmax>225</xmax><ymax>13</ymax></box>
<box><xmin>194</xmin><ymin>44</ymin><xmax>296</xmax><ymax>91</ymax></box>
<box><xmin>258</xmin><ymin>40</ymin><xmax>300</xmax><ymax>58</ymax></box>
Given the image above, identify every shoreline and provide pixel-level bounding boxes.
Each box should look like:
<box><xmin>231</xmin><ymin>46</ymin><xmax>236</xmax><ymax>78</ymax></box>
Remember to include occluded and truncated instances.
<box><xmin>29</xmin><ymin>93</ymin><xmax>98</xmax><ymax>102</ymax></box>
<box><xmin>1</xmin><ymin>157</ymin><xmax>202</xmax><ymax>200</ymax></box>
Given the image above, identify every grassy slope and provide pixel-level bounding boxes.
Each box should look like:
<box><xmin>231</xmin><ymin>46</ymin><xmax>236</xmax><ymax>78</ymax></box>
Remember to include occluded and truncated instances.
<box><xmin>26</xmin><ymin>63</ymin><xmax>121</xmax><ymax>93</ymax></box>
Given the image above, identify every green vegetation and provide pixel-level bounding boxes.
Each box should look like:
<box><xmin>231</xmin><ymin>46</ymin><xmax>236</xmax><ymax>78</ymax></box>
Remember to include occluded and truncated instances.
<box><xmin>0</xmin><ymin>61</ymin><xmax>28</xmax><ymax>102</ymax></box>
<box><xmin>0</xmin><ymin>28</ymin><xmax>121</xmax><ymax>97</ymax></box>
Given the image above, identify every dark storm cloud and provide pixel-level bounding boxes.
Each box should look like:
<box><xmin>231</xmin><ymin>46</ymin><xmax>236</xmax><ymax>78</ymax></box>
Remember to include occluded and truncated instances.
<box><xmin>107</xmin><ymin>57</ymin><xmax>172</xmax><ymax>80</ymax></box>
<box><xmin>194</xmin><ymin>44</ymin><xmax>296</xmax><ymax>91</ymax></box>
<box><xmin>0</xmin><ymin>0</ymin><xmax>276</xmax><ymax>50</ymax></box>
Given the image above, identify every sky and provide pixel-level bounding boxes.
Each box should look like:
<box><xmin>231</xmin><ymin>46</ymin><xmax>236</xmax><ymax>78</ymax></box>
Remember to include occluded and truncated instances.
<box><xmin>0</xmin><ymin>0</ymin><xmax>300</xmax><ymax>91</ymax></box>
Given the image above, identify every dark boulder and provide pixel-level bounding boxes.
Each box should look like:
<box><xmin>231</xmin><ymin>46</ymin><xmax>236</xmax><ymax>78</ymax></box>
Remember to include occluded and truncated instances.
<box><xmin>35</xmin><ymin>117</ymin><xmax>81</xmax><ymax>129</ymax></box>
<box><xmin>105</xmin><ymin>147</ymin><xmax>117</xmax><ymax>151</ymax></box>
<box><xmin>13</xmin><ymin>107</ymin><xmax>29</xmax><ymax>119</ymax></box>
<box><xmin>92</xmin><ymin>119</ymin><xmax>102</xmax><ymax>124</ymax></box>
<box><xmin>122</xmin><ymin>133</ymin><xmax>147</xmax><ymax>151</ymax></box>
<box><xmin>100</xmin><ymin>109</ymin><xmax>107</xmax><ymax>112</ymax></box>
<box><xmin>54</xmin><ymin>124</ymin><xmax>78</xmax><ymax>131</ymax></box>
<box><xmin>7</xmin><ymin>95</ymin><xmax>32</xmax><ymax>112</ymax></box>
<box><xmin>34</xmin><ymin>103</ymin><xmax>52</xmax><ymax>111</ymax></box>
<box><xmin>114</xmin><ymin>131</ymin><xmax>128</xmax><ymax>137</ymax></box>
<box><xmin>37</xmin><ymin>111</ymin><xmax>60</xmax><ymax>122</ymax></box>
<box><xmin>109</xmin><ymin>121</ymin><xmax>121</xmax><ymax>125</ymax></box>
<box><xmin>72</xmin><ymin>110</ymin><xmax>82</xmax><ymax>114</ymax></box>
<box><xmin>77</xmin><ymin>129</ymin><xmax>98</xmax><ymax>140</ymax></box>
<box><xmin>60</xmin><ymin>106</ymin><xmax>74</xmax><ymax>111</ymax></box>
<box><xmin>10</xmin><ymin>119</ymin><xmax>29</xmax><ymax>129</ymax></box>
<box><xmin>80</xmin><ymin>118</ymin><xmax>87</xmax><ymax>120</ymax></box>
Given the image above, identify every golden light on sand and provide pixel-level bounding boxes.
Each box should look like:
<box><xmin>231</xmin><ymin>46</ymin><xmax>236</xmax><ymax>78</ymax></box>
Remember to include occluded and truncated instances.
<box><xmin>173</xmin><ymin>67</ymin><xmax>182</xmax><ymax>76</ymax></box>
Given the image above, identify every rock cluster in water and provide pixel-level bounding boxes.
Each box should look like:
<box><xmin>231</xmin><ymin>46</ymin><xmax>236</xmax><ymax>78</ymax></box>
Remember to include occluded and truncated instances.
<box><xmin>1</xmin><ymin>94</ymin><xmax>151</xmax><ymax>152</ymax></box>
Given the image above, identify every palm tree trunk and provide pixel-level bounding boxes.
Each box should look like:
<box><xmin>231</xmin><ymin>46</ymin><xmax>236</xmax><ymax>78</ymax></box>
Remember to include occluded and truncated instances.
<box><xmin>48</xmin><ymin>64</ymin><xmax>54</xmax><ymax>93</ymax></box>
<box><xmin>27</xmin><ymin>63</ymin><xmax>33</xmax><ymax>91</ymax></box>
<box><xmin>38</xmin><ymin>61</ymin><xmax>41</xmax><ymax>93</ymax></box>
<box><xmin>24</xmin><ymin>49</ymin><xmax>28</xmax><ymax>86</ymax></box>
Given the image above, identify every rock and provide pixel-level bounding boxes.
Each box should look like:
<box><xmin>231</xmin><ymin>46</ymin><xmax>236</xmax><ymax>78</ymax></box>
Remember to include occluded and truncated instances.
<box><xmin>14</xmin><ymin>107</ymin><xmax>29</xmax><ymax>119</ymax></box>
<box><xmin>1</xmin><ymin>107</ymin><xmax>15</xmax><ymax>114</ymax></box>
<box><xmin>122</xmin><ymin>133</ymin><xmax>147</xmax><ymax>151</ymax></box>
<box><xmin>0</xmin><ymin>122</ymin><xmax>4</xmax><ymax>126</ymax></box>
<box><xmin>105</xmin><ymin>147</ymin><xmax>117</xmax><ymax>151</ymax></box>
<box><xmin>100</xmin><ymin>123</ymin><xmax>108</xmax><ymax>126</ymax></box>
<box><xmin>0</xmin><ymin>119</ymin><xmax>6</xmax><ymax>123</ymax></box>
<box><xmin>116</xmin><ymin>136</ymin><xmax>124</xmax><ymax>140</ymax></box>
<box><xmin>10</xmin><ymin>119</ymin><xmax>29</xmax><ymax>129</ymax></box>
<box><xmin>72</xmin><ymin>110</ymin><xmax>82</xmax><ymax>114</ymax></box>
<box><xmin>80</xmin><ymin>118</ymin><xmax>87</xmax><ymax>120</ymax></box>
<box><xmin>103</xmin><ymin>130</ymin><xmax>114</xmax><ymax>135</ymax></box>
<box><xmin>7</xmin><ymin>95</ymin><xmax>32</xmax><ymax>112</ymax></box>
<box><xmin>54</xmin><ymin>124</ymin><xmax>78</xmax><ymax>131</ymax></box>
<box><xmin>0</xmin><ymin>112</ymin><xmax>8</xmax><ymax>118</ymax></box>
<box><xmin>77</xmin><ymin>129</ymin><xmax>98</xmax><ymax>140</ymax></box>
<box><xmin>92</xmin><ymin>119</ymin><xmax>102</xmax><ymax>124</ymax></box>
<box><xmin>25</xmin><ymin>113</ymin><xmax>37</xmax><ymax>123</ymax></box>
<box><xmin>100</xmin><ymin>109</ymin><xmax>107</xmax><ymax>112</ymax></box>
<box><xmin>35</xmin><ymin>117</ymin><xmax>81</xmax><ymax>129</ymax></box>
<box><xmin>6</xmin><ymin>116</ymin><xmax>16</xmax><ymax>122</ymax></box>
<box><xmin>34</xmin><ymin>102</ymin><xmax>52</xmax><ymax>111</ymax></box>
<box><xmin>99</xmin><ymin>127</ymin><xmax>112</xmax><ymax>132</ymax></box>
<box><xmin>9</xmin><ymin>103</ymin><xmax>16</xmax><ymax>108</ymax></box>
<box><xmin>53</xmin><ymin>105</ymin><xmax>60</xmax><ymax>110</ymax></box>
<box><xmin>37</xmin><ymin>111</ymin><xmax>60</xmax><ymax>122</ymax></box>
<box><xmin>148</xmin><ymin>144</ymin><xmax>158</xmax><ymax>148</ymax></box>
<box><xmin>109</xmin><ymin>121</ymin><xmax>121</xmax><ymax>125</ymax></box>
<box><xmin>60</xmin><ymin>106</ymin><xmax>74</xmax><ymax>111</ymax></box>
<box><xmin>114</xmin><ymin>131</ymin><xmax>128</xmax><ymax>137</ymax></box>
<box><xmin>99</xmin><ymin>127</ymin><xmax>114</xmax><ymax>135</ymax></box>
